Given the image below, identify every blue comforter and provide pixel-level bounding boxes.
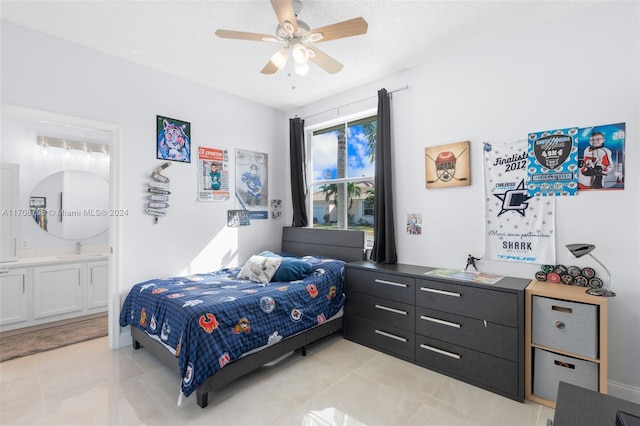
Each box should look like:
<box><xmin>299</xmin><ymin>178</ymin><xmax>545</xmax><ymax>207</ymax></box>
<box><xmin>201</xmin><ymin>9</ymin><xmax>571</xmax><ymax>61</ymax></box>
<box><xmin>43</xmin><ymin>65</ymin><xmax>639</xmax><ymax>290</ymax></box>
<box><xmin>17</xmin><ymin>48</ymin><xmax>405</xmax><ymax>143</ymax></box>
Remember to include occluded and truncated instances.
<box><xmin>119</xmin><ymin>256</ymin><xmax>346</xmax><ymax>397</ymax></box>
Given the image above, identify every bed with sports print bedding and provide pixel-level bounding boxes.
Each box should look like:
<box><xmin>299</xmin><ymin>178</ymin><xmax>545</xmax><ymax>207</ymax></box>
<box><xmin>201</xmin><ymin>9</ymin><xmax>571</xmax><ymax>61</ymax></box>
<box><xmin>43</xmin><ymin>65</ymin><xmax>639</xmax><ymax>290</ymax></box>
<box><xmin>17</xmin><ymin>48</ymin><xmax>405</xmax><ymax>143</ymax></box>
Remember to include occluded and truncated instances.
<box><xmin>119</xmin><ymin>252</ymin><xmax>346</xmax><ymax>403</ymax></box>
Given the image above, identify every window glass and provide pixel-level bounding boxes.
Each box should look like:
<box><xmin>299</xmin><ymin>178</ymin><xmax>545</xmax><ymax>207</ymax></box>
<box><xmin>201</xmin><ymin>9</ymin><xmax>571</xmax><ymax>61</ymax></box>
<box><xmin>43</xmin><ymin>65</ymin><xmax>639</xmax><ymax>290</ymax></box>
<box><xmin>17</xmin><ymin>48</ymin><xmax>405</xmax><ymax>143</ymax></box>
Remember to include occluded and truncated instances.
<box><xmin>309</xmin><ymin>115</ymin><xmax>376</xmax><ymax>247</ymax></box>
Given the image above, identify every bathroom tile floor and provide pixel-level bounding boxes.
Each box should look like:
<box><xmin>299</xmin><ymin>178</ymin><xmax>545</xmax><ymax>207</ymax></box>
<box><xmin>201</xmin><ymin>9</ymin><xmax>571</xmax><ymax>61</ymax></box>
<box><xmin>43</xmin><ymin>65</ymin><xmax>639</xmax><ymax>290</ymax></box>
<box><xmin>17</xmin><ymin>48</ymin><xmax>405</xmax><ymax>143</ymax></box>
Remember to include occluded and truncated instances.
<box><xmin>0</xmin><ymin>333</ymin><xmax>554</xmax><ymax>425</ymax></box>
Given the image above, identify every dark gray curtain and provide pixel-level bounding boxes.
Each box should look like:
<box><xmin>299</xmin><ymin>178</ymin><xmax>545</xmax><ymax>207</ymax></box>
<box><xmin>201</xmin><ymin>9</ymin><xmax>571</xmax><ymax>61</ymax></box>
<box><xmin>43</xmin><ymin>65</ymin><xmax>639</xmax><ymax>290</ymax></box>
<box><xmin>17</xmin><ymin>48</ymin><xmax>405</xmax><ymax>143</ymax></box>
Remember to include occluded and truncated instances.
<box><xmin>370</xmin><ymin>89</ymin><xmax>397</xmax><ymax>263</ymax></box>
<box><xmin>289</xmin><ymin>117</ymin><xmax>308</xmax><ymax>227</ymax></box>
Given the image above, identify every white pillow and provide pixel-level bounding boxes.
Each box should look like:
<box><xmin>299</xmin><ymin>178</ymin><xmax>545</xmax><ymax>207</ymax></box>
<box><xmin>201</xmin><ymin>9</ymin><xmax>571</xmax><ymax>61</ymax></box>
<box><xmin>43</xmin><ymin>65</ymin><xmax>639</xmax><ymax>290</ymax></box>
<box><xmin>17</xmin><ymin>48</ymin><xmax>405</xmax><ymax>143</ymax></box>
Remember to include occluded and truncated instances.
<box><xmin>238</xmin><ymin>255</ymin><xmax>283</xmax><ymax>284</ymax></box>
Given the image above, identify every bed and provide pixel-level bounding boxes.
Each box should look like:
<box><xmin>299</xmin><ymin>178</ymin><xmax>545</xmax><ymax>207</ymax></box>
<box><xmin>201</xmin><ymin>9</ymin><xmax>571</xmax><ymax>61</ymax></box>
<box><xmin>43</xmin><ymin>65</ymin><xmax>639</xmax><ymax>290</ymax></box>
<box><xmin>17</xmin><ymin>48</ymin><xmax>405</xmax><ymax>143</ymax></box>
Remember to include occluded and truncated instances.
<box><xmin>119</xmin><ymin>227</ymin><xmax>365</xmax><ymax>408</ymax></box>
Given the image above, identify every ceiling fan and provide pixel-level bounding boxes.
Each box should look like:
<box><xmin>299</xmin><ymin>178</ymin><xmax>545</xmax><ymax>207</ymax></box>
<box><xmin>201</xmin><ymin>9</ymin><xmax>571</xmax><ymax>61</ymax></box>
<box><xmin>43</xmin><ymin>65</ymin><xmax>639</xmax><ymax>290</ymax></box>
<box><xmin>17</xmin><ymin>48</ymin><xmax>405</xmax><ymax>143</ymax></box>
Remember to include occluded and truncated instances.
<box><xmin>215</xmin><ymin>0</ymin><xmax>368</xmax><ymax>76</ymax></box>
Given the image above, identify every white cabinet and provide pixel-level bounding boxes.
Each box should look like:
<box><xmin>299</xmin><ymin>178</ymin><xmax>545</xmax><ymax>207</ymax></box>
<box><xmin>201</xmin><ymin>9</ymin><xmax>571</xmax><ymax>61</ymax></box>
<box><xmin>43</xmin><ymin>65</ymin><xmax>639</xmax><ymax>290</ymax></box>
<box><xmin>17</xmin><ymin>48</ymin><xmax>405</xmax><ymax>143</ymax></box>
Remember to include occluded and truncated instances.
<box><xmin>87</xmin><ymin>261</ymin><xmax>108</xmax><ymax>310</ymax></box>
<box><xmin>0</xmin><ymin>163</ymin><xmax>20</xmax><ymax>262</ymax></box>
<box><xmin>0</xmin><ymin>267</ymin><xmax>29</xmax><ymax>326</ymax></box>
<box><xmin>0</xmin><ymin>257</ymin><xmax>108</xmax><ymax>332</ymax></box>
<box><xmin>33</xmin><ymin>263</ymin><xmax>83</xmax><ymax>320</ymax></box>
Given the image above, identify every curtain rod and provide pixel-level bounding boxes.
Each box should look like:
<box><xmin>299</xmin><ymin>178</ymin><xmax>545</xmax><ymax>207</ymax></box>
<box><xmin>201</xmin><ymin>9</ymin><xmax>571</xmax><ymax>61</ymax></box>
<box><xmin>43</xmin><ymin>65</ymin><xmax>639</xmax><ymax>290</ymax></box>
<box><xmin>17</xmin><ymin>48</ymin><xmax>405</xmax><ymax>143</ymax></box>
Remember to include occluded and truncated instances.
<box><xmin>299</xmin><ymin>85</ymin><xmax>409</xmax><ymax>120</ymax></box>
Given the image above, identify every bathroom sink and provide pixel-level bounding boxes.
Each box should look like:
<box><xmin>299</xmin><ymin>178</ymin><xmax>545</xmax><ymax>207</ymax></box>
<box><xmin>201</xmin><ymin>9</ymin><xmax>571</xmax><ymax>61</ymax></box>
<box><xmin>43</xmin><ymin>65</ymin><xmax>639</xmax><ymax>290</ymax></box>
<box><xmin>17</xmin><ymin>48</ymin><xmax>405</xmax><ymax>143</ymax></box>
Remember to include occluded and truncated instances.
<box><xmin>56</xmin><ymin>253</ymin><xmax>107</xmax><ymax>259</ymax></box>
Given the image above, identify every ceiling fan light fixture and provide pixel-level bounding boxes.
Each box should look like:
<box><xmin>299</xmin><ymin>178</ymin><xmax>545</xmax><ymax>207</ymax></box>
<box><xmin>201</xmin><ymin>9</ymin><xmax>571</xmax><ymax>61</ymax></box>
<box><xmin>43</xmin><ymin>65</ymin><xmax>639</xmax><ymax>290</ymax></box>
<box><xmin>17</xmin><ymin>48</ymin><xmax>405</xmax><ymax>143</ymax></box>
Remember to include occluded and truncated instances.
<box><xmin>283</xmin><ymin>20</ymin><xmax>295</xmax><ymax>35</ymax></box>
<box><xmin>291</xmin><ymin>43</ymin><xmax>309</xmax><ymax>64</ymax></box>
<box><xmin>270</xmin><ymin>46</ymin><xmax>289</xmax><ymax>70</ymax></box>
<box><xmin>294</xmin><ymin>61</ymin><xmax>309</xmax><ymax>76</ymax></box>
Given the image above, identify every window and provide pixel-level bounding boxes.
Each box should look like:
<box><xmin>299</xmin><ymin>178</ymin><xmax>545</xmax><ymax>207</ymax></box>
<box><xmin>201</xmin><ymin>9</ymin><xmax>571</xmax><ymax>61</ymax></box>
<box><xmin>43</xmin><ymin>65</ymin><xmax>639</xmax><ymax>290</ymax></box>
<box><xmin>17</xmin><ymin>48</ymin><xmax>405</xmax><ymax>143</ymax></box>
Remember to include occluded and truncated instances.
<box><xmin>307</xmin><ymin>113</ymin><xmax>376</xmax><ymax>247</ymax></box>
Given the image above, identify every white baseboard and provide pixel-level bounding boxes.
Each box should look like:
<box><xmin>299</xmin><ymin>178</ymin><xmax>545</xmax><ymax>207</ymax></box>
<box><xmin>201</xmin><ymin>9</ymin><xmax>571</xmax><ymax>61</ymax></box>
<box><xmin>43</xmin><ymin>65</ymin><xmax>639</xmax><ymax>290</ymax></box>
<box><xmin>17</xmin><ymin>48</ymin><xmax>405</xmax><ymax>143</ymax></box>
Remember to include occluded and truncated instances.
<box><xmin>608</xmin><ymin>380</ymin><xmax>640</xmax><ymax>404</ymax></box>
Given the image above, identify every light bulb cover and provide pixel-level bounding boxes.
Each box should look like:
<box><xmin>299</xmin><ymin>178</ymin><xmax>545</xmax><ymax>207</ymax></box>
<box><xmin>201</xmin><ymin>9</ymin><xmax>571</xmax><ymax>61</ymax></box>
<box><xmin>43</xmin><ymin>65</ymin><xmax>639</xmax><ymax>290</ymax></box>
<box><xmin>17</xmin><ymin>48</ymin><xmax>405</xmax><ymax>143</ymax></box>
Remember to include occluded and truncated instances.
<box><xmin>292</xmin><ymin>43</ymin><xmax>309</xmax><ymax>64</ymax></box>
<box><xmin>270</xmin><ymin>46</ymin><xmax>289</xmax><ymax>70</ymax></box>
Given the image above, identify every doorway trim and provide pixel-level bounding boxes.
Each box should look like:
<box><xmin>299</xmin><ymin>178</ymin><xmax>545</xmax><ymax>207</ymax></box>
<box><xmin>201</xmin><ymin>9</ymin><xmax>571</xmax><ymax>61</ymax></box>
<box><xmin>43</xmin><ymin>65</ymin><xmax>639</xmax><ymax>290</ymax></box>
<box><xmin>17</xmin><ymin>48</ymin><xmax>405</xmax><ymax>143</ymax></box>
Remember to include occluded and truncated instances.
<box><xmin>2</xmin><ymin>103</ymin><xmax>121</xmax><ymax>349</ymax></box>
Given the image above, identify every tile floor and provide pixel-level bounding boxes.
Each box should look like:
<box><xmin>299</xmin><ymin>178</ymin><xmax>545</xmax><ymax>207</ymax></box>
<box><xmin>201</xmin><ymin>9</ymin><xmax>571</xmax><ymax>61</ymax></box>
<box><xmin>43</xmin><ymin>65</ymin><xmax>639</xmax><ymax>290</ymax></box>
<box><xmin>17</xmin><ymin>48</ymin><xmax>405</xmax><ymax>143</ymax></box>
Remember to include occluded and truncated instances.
<box><xmin>0</xmin><ymin>333</ymin><xmax>555</xmax><ymax>425</ymax></box>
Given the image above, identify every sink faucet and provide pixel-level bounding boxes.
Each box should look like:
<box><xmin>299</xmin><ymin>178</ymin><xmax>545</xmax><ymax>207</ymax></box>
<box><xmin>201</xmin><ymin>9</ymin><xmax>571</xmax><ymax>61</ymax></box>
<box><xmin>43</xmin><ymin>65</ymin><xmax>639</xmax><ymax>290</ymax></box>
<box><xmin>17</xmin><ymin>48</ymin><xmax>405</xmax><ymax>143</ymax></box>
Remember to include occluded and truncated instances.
<box><xmin>75</xmin><ymin>242</ymin><xmax>81</xmax><ymax>255</ymax></box>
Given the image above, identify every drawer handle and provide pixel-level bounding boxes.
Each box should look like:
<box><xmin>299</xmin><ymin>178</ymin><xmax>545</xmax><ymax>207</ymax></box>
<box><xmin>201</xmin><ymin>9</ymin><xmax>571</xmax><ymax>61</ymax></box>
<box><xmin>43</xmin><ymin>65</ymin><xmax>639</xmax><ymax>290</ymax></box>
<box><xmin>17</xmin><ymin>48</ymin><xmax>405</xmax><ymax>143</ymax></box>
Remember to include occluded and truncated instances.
<box><xmin>554</xmin><ymin>360</ymin><xmax>575</xmax><ymax>369</ymax></box>
<box><xmin>420</xmin><ymin>315</ymin><xmax>461</xmax><ymax>328</ymax></box>
<box><xmin>375</xmin><ymin>304</ymin><xmax>408</xmax><ymax>315</ymax></box>
<box><xmin>554</xmin><ymin>320</ymin><xmax>566</xmax><ymax>330</ymax></box>
<box><xmin>374</xmin><ymin>329</ymin><xmax>408</xmax><ymax>342</ymax></box>
<box><xmin>375</xmin><ymin>279</ymin><xmax>407</xmax><ymax>288</ymax></box>
<box><xmin>420</xmin><ymin>287</ymin><xmax>461</xmax><ymax>297</ymax></box>
<box><xmin>552</xmin><ymin>305</ymin><xmax>572</xmax><ymax>314</ymax></box>
<box><xmin>419</xmin><ymin>344</ymin><xmax>461</xmax><ymax>360</ymax></box>
<box><xmin>0</xmin><ymin>269</ymin><xmax>10</xmax><ymax>274</ymax></box>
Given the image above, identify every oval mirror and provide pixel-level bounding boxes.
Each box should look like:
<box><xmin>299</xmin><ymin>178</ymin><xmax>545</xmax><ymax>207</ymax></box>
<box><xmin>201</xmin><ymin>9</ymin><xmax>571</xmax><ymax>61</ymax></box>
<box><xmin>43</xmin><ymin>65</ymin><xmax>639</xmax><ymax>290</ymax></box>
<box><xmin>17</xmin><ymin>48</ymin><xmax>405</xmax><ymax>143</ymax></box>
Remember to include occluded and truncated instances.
<box><xmin>30</xmin><ymin>170</ymin><xmax>109</xmax><ymax>240</ymax></box>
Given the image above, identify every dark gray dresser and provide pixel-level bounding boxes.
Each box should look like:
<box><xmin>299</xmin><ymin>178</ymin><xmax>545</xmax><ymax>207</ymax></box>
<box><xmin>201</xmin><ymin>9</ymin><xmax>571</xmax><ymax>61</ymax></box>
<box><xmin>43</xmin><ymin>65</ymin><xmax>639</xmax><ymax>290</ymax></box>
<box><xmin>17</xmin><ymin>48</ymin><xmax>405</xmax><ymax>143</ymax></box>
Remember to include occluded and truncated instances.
<box><xmin>344</xmin><ymin>261</ymin><xmax>531</xmax><ymax>402</ymax></box>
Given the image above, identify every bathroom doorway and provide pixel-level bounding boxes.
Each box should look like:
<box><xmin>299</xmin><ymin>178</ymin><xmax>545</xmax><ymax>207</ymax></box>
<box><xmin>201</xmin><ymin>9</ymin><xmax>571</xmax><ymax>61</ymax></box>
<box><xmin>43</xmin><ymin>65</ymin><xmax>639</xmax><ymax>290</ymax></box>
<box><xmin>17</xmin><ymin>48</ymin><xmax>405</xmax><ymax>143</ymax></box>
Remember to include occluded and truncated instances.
<box><xmin>1</xmin><ymin>104</ymin><xmax>120</xmax><ymax>349</ymax></box>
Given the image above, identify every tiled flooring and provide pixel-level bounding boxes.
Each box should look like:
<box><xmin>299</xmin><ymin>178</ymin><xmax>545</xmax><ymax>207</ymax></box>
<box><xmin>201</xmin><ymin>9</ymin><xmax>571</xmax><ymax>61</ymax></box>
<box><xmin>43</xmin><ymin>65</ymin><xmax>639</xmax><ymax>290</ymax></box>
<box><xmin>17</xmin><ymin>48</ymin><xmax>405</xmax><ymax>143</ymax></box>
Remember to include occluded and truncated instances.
<box><xmin>0</xmin><ymin>333</ymin><xmax>554</xmax><ymax>425</ymax></box>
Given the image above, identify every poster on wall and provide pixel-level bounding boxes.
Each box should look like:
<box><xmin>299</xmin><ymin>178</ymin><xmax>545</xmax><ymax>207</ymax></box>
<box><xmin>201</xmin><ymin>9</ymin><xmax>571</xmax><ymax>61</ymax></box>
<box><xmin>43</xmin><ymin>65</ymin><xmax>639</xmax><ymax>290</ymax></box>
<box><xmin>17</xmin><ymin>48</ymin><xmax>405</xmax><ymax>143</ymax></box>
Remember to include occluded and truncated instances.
<box><xmin>526</xmin><ymin>127</ymin><xmax>579</xmax><ymax>196</ymax></box>
<box><xmin>425</xmin><ymin>141</ymin><xmax>470</xmax><ymax>189</ymax></box>
<box><xmin>235</xmin><ymin>149</ymin><xmax>268</xmax><ymax>219</ymax></box>
<box><xmin>407</xmin><ymin>213</ymin><xmax>422</xmax><ymax>235</ymax></box>
<box><xmin>197</xmin><ymin>146</ymin><xmax>230</xmax><ymax>201</ymax></box>
<box><xmin>576</xmin><ymin>122</ymin><xmax>625</xmax><ymax>190</ymax></box>
<box><xmin>156</xmin><ymin>115</ymin><xmax>191</xmax><ymax>163</ymax></box>
<box><xmin>484</xmin><ymin>140</ymin><xmax>556</xmax><ymax>264</ymax></box>
<box><xmin>270</xmin><ymin>199</ymin><xmax>283</xmax><ymax>220</ymax></box>
<box><xmin>227</xmin><ymin>210</ymin><xmax>250</xmax><ymax>227</ymax></box>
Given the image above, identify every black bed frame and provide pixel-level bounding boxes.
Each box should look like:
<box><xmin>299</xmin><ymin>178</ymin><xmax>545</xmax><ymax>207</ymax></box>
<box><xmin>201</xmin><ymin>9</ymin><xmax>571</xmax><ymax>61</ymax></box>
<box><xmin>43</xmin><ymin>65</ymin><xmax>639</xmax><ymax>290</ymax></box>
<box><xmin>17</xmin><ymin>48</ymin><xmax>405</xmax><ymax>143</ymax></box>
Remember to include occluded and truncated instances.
<box><xmin>130</xmin><ymin>227</ymin><xmax>365</xmax><ymax>408</ymax></box>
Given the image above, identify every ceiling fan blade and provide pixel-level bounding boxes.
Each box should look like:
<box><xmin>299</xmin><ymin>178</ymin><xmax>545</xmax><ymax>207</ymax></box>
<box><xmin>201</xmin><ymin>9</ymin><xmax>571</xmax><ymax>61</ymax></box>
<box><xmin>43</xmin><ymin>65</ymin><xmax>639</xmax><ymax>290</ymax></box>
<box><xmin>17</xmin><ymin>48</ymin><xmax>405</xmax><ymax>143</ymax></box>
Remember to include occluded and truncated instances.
<box><xmin>261</xmin><ymin>60</ymin><xmax>279</xmax><ymax>75</ymax></box>
<box><xmin>215</xmin><ymin>29</ymin><xmax>279</xmax><ymax>42</ymax></box>
<box><xmin>309</xmin><ymin>17</ymin><xmax>368</xmax><ymax>43</ymax></box>
<box><xmin>270</xmin><ymin>0</ymin><xmax>298</xmax><ymax>34</ymax></box>
<box><xmin>307</xmin><ymin>47</ymin><xmax>343</xmax><ymax>74</ymax></box>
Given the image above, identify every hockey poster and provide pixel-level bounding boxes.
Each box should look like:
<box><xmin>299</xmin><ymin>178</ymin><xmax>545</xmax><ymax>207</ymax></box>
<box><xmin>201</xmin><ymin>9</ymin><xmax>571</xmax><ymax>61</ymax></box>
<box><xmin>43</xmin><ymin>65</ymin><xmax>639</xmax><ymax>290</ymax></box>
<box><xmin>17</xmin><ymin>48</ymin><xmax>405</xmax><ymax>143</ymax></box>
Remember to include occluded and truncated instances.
<box><xmin>484</xmin><ymin>140</ymin><xmax>556</xmax><ymax>264</ymax></box>
<box><xmin>425</xmin><ymin>141</ymin><xmax>471</xmax><ymax>189</ymax></box>
<box><xmin>576</xmin><ymin>122</ymin><xmax>625</xmax><ymax>190</ymax></box>
<box><xmin>198</xmin><ymin>147</ymin><xmax>230</xmax><ymax>201</ymax></box>
<box><xmin>235</xmin><ymin>149</ymin><xmax>268</xmax><ymax>219</ymax></box>
<box><xmin>526</xmin><ymin>127</ymin><xmax>579</xmax><ymax>196</ymax></box>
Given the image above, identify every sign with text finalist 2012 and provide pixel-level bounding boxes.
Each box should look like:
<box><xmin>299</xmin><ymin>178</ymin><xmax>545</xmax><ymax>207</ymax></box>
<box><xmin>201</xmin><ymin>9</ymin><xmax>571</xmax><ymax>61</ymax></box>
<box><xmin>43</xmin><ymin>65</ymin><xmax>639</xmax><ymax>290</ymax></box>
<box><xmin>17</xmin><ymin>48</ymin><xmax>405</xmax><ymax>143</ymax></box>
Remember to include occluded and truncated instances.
<box><xmin>483</xmin><ymin>140</ymin><xmax>556</xmax><ymax>264</ymax></box>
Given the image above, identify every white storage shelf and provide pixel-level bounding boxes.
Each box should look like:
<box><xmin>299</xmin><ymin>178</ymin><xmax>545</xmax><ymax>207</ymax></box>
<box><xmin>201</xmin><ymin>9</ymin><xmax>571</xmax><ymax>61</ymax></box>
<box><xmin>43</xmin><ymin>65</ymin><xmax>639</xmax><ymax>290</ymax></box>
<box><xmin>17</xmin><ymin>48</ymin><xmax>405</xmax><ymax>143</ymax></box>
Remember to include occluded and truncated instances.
<box><xmin>525</xmin><ymin>280</ymin><xmax>608</xmax><ymax>409</ymax></box>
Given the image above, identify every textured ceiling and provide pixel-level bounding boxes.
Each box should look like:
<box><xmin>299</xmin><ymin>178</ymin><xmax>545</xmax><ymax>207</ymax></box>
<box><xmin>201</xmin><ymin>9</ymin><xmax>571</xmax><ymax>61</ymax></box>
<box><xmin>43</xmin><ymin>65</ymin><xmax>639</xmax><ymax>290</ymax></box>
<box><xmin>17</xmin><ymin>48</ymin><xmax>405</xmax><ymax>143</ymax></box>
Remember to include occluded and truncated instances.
<box><xmin>1</xmin><ymin>0</ymin><xmax>600</xmax><ymax>112</ymax></box>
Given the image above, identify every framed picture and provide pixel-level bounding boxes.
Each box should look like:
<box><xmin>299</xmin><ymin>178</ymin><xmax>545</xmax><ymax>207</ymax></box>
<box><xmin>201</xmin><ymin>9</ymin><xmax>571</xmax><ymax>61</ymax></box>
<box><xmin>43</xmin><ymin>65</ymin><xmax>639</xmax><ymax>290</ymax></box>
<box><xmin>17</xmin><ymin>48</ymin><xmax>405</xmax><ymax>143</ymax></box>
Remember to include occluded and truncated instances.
<box><xmin>576</xmin><ymin>122</ymin><xmax>625</xmax><ymax>191</ymax></box>
<box><xmin>30</xmin><ymin>196</ymin><xmax>46</xmax><ymax>208</ymax></box>
<box><xmin>235</xmin><ymin>149</ymin><xmax>268</xmax><ymax>218</ymax></box>
<box><xmin>227</xmin><ymin>210</ymin><xmax>251</xmax><ymax>227</ymax></box>
<box><xmin>425</xmin><ymin>141</ymin><xmax>471</xmax><ymax>189</ymax></box>
<box><xmin>156</xmin><ymin>115</ymin><xmax>191</xmax><ymax>163</ymax></box>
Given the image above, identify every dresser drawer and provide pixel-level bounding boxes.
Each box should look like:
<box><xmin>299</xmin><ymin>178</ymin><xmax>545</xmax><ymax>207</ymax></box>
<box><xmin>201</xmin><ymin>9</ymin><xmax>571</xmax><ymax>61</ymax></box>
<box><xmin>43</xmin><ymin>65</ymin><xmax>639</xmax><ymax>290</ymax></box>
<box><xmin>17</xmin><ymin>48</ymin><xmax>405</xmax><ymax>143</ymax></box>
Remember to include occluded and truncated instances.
<box><xmin>347</xmin><ymin>268</ymin><xmax>415</xmax><ymax>304</ymax></box>
<box><xmin>532</xmin><ymin>296</ymin><xmax>598</xmax><ymax>359</ymax></box>
<box><xmin>533</xmin><ymin>347</ymin><xmax>598</xmax><ymax>402</ymax></box>
<box><xmin>415</xmin><ymin>307</ymin><xmax>517</xmax><ymax>361</ymax></box>
<box><xmin>344</xmin><ymin>315</ymin><xmax>415</xmax><ymax>360</ymax></box>
<box><xmin>416</xmin><ymin>335</ymin><xmax>518</xmax><ymax>397</ymax></box>
<box><xmin>416</xmin><ymin>279</ymin><xmax>517</xmax><ymax>326</ymax></box>
<box><xmin>347</xmin><ymin>292</ymin><xmax>415</xmax><ymax>332</ymax></box>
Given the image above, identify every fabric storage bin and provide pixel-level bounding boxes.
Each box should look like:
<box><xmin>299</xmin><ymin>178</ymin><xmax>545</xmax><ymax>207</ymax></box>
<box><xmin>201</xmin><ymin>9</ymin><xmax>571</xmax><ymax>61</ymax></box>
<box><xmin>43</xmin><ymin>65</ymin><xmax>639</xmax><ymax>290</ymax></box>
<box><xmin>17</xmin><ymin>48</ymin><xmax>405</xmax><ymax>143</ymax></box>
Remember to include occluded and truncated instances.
<box><xmin>533</xmin><ymin>348</ymin><xmax>598</xmax><ymax>402</ymax></box>
<box><xmin>532</xmin><ymin>295</ymin><xmax>598</xmax><ymax>359</ymax></box>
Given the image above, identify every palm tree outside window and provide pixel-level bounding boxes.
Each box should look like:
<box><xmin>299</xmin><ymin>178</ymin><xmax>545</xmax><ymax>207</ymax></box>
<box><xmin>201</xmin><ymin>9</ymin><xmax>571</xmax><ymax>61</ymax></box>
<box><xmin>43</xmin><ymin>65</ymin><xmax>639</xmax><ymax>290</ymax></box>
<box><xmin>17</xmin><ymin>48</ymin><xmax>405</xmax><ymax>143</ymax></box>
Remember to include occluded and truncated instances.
<box><xmin>308</xmin><ymin>114</ymin><xmax>376</xmax><ymax>247</ymax></box>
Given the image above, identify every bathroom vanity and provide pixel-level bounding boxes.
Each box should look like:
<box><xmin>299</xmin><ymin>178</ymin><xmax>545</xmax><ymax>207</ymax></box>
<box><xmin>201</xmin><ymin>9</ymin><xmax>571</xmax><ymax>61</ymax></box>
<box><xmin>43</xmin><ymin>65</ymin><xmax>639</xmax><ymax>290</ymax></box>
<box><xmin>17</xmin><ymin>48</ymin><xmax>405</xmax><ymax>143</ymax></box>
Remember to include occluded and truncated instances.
<box><xmin>0</xmin><ymin>253</ymin><xmax>108</xmax><ymax>332</ymax></box>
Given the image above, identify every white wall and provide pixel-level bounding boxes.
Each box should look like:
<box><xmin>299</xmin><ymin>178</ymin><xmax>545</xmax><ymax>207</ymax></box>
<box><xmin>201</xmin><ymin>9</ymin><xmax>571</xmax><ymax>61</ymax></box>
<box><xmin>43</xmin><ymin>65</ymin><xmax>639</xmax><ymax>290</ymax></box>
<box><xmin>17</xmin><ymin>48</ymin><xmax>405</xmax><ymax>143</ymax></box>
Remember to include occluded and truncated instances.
<box><xmin>1</xmin><ymin>21</ymin><xmax>287</xmax><ymax>347</ymax></box>
<box><xmin>2</xmin><ymin>0</ymin><xmax>638</xmax><ymax>400</ymax></box>
<box><xmin>292</xmin><ymin>2</ymin><xmax>640</xmax><ymax>400</ymax></box>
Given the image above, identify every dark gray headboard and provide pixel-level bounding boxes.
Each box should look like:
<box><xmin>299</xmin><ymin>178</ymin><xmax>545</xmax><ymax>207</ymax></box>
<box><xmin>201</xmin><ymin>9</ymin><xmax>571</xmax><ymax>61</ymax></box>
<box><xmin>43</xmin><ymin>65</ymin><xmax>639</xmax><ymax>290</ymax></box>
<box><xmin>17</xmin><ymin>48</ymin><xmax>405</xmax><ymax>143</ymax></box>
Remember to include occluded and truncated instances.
<box><xmin>281</xmin><ymin>227</ymin><xmax>365</xmax><ymax>263</ymax></box>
